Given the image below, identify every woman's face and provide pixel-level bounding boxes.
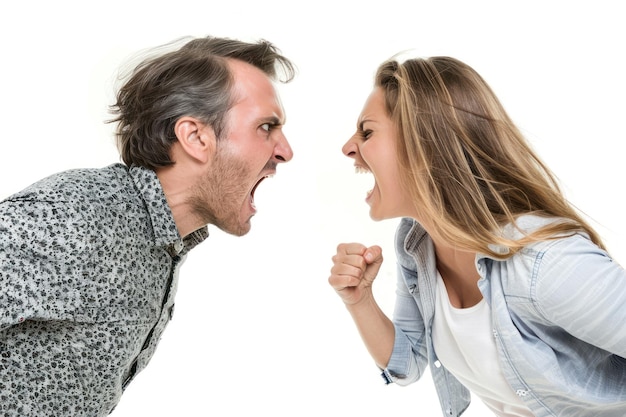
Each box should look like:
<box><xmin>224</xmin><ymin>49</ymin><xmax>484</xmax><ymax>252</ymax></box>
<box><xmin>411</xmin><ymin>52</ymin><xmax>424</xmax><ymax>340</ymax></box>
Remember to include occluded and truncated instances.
<box><xmin>342</xmin><ymin>87</ymin><xmax>417</xmax><ymax>221</ymax></box>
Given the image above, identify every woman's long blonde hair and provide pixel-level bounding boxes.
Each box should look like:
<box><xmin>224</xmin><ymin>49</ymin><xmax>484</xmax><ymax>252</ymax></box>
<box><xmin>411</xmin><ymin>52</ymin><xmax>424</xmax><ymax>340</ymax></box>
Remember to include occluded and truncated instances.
<box><xmin>376</xmin><ymin>56</ymin><xmax>604</xmax><ymax>258</ymax></box>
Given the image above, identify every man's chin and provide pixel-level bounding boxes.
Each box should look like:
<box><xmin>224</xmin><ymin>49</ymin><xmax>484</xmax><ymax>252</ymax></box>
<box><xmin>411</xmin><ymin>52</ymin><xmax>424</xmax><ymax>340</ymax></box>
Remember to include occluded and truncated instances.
<box><xmin>221</xmin><ymin>219</ymin><xmax>252</xmax><ymax>237</ymax></box>
<box><xmin>230</xmin><ymin>228</ymin><xmax>251</xmax><ymax>237</ymax></box>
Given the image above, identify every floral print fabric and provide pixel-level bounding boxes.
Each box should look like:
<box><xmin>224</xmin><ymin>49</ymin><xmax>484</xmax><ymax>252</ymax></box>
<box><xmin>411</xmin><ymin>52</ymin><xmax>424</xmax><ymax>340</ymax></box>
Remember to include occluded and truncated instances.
<box><xmin>0</xmin><ymin>164</ymin><xmax>207</xmax><ymax>416</ymax></box>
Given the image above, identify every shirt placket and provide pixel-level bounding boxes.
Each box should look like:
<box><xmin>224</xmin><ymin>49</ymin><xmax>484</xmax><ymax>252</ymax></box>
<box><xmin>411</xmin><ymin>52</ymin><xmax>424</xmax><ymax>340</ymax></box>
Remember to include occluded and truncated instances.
<box><xmin>122</xmin><ymin>246</ymin><xmax>182</xmax><ymax>390</ymax></box>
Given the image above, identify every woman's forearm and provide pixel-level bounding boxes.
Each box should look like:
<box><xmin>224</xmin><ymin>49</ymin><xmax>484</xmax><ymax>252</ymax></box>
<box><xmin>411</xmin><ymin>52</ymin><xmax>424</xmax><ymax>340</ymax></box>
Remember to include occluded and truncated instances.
<box><xmin>345</xmin><ymin>292</ymin><xmax>395</xmax><ymax>369</ymax></box>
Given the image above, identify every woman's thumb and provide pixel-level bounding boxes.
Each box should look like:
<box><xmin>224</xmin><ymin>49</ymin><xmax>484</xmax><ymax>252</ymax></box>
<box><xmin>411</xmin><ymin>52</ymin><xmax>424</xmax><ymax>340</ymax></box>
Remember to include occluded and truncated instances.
<box><xmin>363</xmin><ymin>245</ymin><xmax>384</xmax><ymax>278</ymax></box>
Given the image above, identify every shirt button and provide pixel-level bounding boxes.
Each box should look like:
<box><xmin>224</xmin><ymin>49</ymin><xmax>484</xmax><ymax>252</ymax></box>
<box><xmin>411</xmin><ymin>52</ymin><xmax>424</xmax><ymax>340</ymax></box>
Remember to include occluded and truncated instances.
<box><xmin>174</xmin><ymin>241</ymin><xmax>184</xmax><ymax>253</ymax></box>
<box><xmin>434</xmin><ymin>360</ymin><xmax>442</xmax><ymax>368</ymax></box>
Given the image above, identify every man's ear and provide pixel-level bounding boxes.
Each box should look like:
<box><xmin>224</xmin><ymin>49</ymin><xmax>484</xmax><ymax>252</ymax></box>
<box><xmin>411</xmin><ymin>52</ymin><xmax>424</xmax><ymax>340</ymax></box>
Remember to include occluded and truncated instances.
<box><xmin>174</xmin><ymin>117</ymin><xmax>216</xmax><ymax>164</ymax></box>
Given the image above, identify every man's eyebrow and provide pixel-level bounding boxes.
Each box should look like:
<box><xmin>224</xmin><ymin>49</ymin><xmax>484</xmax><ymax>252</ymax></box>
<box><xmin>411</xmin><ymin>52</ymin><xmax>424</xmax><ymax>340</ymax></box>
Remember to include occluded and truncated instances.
<box><xmin>261</xmin><ymin>116</ymin><xmax>284</xmax><ymax>126</ymax></box>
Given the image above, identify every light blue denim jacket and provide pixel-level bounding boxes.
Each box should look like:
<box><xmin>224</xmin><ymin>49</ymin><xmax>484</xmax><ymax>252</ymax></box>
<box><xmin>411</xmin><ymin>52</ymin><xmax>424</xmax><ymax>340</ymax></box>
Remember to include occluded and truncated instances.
<box><xmin>382</xmin><ymin>216</ymin><xmax>626</xmax><ymax>417</ymax></box>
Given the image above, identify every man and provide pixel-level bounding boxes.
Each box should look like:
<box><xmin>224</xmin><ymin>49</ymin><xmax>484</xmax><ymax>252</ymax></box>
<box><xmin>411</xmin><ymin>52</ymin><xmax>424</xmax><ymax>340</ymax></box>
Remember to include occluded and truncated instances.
<box><xmin>0</xmin><ymin>36</ymin><xmax>295</xmax><ymax>416</ymax></box>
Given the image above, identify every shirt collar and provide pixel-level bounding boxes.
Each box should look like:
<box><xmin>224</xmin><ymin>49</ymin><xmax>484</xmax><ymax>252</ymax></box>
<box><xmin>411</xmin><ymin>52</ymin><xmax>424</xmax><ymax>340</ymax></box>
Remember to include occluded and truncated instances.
<box><xmin>128</xmin><ymin>165</ymin><xmax>208</xmax><ymax>254</ymax></box>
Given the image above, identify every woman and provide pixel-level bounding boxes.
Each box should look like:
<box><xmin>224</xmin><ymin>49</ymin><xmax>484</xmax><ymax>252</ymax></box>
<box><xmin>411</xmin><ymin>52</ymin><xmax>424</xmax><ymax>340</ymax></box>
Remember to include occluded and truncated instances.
<box><xmin>328</xmin><ymin>56</ymin><xmax>626</xmax><ymax>417</ymax></box>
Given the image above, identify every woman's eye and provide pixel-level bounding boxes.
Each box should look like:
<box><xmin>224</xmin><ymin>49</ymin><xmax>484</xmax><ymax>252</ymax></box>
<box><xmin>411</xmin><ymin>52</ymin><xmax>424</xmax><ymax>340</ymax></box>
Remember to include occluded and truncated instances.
<box><xmin>362</xmin><ymin>130</ymin><xmax>373</xmax><ymax>140</ymax></box>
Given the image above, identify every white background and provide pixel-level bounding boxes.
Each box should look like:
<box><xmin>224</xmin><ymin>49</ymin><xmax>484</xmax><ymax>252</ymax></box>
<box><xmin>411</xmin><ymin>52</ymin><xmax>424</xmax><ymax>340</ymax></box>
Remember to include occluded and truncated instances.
<box><xmin>1</xmin><ymin>1</ymin><xmax>624</xmax><ymax>416</ymax></box>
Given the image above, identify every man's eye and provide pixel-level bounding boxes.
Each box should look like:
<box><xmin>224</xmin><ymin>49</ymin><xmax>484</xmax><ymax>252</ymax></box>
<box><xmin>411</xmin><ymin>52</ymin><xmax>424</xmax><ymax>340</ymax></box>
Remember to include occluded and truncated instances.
<box><xmin>260</xmin><ymin>123</ymin><xmax>271</xmax><ymax>132</ymax></box>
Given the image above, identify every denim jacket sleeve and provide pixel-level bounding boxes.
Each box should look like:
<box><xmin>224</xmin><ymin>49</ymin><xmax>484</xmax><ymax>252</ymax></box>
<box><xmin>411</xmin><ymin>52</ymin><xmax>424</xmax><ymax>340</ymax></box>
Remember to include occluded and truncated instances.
<box><xmin>531</xmin><ymin>234</ymin><xmax>626</xmax><ymax>357</ymax></box>
<box><xmin>382</xmin><ymin>264</ymin><xmax>429</xmax><ymax>384</ymax></box>
<box><xmin>382</xmin><ymin>218</ymin><xmax>429</xmax><ymax>385</ymax></box>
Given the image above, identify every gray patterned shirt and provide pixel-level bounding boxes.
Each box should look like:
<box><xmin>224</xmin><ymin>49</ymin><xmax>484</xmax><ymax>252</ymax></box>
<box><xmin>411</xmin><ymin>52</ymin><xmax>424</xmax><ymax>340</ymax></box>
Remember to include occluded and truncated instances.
<box><xmin>0</xmin><ymin>163</ymin><xmax>208</xmax><ymax>416</ymax></box>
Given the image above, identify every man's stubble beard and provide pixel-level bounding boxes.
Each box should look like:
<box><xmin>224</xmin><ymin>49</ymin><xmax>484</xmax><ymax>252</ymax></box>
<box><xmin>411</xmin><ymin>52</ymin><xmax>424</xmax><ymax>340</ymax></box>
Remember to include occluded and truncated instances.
<box><xmin>187</xmin><ymin>149</ymin><xmax>253</xmax><ymax>237</ymax></box>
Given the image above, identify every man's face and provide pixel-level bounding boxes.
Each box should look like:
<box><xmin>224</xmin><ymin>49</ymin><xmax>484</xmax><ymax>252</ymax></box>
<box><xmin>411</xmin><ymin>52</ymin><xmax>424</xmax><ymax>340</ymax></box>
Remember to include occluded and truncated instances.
<box><xmin>189</xmin><ymin>60</ymin><xmax>293</xmax><ymax>236</ymax></box>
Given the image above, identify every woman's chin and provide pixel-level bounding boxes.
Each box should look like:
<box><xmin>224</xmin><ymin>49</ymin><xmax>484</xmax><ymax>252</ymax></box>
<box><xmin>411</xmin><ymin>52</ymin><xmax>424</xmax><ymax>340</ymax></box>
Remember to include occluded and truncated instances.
<box><xmin>368</xmin><ymin>207</ymin><xmax>387</xmax><ymax>222</ymax></box>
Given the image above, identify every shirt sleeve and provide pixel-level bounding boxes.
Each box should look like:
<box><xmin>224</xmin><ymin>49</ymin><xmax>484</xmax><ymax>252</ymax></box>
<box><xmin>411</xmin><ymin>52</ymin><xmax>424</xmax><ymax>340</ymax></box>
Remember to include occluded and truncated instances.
<box><xmin>533</xmin><ymin>234</ymin><xmax>626</xmax><ymax>358</ymax></box>
<box><xmin>0</xmin><ymin>198</ymin><xmax>86</xmax><ymax>329</ymax></box>
<box><xmin>382</xmin><ymin>264</ymin><xmax>429</xmax><ymax>385</ymax></box>
<box><xmin>382</xmin><ymin>218</ymin><xmax>430</xmax><ymax>385</ymax></box>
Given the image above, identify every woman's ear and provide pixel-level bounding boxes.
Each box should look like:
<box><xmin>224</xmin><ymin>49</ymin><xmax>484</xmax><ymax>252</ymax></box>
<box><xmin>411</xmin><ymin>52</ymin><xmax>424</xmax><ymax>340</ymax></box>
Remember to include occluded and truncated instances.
<box><xmin>174</xmin><ymin>117</ymin><xmax>216</xmax><ymax>164</ymax></box>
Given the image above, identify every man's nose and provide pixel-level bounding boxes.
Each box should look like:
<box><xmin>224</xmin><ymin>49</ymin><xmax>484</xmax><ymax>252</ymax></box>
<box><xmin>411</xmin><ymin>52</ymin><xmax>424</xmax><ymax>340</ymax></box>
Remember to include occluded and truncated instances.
<box><xmin>274</xmin><ymin>132</ymin><xmax>293</xmax><ymax>162</ymax></box>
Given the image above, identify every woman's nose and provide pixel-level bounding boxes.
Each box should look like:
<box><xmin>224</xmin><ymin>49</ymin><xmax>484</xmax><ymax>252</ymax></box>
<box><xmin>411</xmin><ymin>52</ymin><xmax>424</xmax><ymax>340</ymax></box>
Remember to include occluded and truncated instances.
<box><xmin>342</xmin><ymin>135</ymin><xmax>358</xmax><ymax>158</ymax></box>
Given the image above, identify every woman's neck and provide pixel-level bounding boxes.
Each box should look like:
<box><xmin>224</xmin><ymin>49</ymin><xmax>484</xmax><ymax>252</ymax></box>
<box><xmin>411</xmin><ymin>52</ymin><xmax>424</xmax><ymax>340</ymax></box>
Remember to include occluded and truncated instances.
<box><xmin>433</xmin><ymin>241</ymin><xmax>482</xmax><ymax>308</ymax></box>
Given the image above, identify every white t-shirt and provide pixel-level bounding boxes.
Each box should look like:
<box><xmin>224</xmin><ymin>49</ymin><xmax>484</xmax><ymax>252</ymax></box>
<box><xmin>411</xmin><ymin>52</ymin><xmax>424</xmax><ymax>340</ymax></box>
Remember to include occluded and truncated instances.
<box><xmin>432</xmin><ymin>273</ymin><xmax>534</xmax><ymax>417</ymax></box>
